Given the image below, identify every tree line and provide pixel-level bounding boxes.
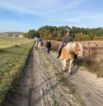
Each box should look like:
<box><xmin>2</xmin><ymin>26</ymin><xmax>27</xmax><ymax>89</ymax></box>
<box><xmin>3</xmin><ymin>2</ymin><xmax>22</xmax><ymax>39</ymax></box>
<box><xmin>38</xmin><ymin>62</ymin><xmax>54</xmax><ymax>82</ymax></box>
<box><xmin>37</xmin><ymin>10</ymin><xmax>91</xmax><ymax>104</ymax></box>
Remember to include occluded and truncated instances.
<box><xmin>24</xmin><ymin>25</ymin><xmax>103</xmax><ymax>41</ymax></box>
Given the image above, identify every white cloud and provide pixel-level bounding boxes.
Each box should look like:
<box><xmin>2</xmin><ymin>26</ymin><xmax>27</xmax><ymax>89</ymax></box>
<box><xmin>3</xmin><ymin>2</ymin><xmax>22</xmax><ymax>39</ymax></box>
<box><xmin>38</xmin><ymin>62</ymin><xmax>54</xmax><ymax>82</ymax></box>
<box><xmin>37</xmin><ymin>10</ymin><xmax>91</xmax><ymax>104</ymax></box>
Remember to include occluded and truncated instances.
<box><xmin>0</xmin><ymin>0</ymin><xmax>87</xmax><ymax>15</ymax></box>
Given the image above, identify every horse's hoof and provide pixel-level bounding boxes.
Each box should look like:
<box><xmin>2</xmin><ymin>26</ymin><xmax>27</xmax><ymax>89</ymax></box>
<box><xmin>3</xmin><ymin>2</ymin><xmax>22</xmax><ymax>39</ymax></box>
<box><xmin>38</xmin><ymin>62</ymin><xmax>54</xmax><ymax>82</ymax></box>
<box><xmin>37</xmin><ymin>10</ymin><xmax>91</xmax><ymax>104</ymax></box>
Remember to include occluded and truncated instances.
<box><xmin>61</xmin><ymin>69</ymin><xmax>65</xmax><ymax>72</ymax></box>
<box><xmin>68</xmin><ymin>71</ymin><xmax>72</xmax><ymax>74</ymax></box>
<box><xmin>62</xmin><ymin>69</ymin><xmax>68</xmax><ymax>73</ymax></box>
<box><xmin>61</xmin><ymin>69</ymin><xmax>64</xmax><ymax>72</ymax></box>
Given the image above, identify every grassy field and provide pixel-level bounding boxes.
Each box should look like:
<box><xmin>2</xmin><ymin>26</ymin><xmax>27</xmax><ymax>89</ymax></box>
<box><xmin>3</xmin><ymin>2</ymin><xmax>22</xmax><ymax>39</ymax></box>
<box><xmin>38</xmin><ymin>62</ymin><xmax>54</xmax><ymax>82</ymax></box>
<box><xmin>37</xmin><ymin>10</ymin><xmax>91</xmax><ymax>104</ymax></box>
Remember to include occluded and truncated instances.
<box><xmin>0</xmin><ymin>37</ymin><xmax>33</xmax><ymax>104</ymax></box>
<box><xmin>0</xmin><ymin>36</ymin><xmax>33</xmax><ymax>48</ymax></box>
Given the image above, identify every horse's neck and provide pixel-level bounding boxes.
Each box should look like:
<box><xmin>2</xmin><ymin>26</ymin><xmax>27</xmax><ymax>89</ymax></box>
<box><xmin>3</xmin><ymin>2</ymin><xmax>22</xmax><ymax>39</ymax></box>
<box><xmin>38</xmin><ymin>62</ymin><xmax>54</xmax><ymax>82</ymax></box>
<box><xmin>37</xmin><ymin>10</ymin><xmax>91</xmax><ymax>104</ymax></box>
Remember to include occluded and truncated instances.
<box><xmin>66</xmin><ymin>42</ymin><xmax>74</xmax><ymax>52</ymax></box>
<box><xmin>66</xmin><ymin>42</ymin><xmax>81</xmax><ymax>52</ymax></box>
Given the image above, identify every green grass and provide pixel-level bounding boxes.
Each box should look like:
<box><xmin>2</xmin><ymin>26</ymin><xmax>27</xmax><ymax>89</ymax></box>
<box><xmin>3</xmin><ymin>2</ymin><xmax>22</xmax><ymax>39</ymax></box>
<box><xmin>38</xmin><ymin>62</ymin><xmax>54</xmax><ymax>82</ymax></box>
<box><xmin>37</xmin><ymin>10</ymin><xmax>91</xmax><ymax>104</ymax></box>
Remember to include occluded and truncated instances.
<box><xmin>0</xmin><ymin>43</ymin><xmax>33</xmax><ymax>104</ymax></box>
<box><xmin>52</xmin><ymin>103</ymin><xmax>58</xmax><ymax>106</ymax></box>
<box><xmin>0</xmin><ymin>36</ymin><xmax>33</xmax><ymax>48</ymax></box>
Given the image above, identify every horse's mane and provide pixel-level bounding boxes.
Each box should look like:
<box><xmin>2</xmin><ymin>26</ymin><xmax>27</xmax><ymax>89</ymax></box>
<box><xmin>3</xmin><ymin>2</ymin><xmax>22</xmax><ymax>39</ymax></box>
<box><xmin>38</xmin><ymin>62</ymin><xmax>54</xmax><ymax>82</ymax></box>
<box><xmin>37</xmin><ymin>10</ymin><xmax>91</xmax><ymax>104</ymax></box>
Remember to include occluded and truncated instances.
<box><xmin>66</xmin><ymin>42</ymin><xmax>75</xmax><ymax>53</ymax></box>
<box><xmin>66</xmin><ymin>42</ymin><xmax>83</xmax><ymax>53</ymax></box>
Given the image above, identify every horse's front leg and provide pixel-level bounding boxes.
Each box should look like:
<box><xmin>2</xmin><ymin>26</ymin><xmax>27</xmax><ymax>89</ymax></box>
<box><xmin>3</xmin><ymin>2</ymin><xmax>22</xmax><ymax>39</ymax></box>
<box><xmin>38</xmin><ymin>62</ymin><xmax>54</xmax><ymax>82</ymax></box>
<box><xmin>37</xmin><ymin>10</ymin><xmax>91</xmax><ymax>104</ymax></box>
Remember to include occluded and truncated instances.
<box><xmin>68</xmin><ymin>58</ymin><xmax>74</xmax><ymax>74</ymax></box>
<box><xmin>62</xmin><ymin>59</ymin><xmax>70</xmax><ymax>72</ymax></box>
<box><xmin>62</xmin><ymin>60</ymin><xmax>66</xmax><ymax>71</ymax></box>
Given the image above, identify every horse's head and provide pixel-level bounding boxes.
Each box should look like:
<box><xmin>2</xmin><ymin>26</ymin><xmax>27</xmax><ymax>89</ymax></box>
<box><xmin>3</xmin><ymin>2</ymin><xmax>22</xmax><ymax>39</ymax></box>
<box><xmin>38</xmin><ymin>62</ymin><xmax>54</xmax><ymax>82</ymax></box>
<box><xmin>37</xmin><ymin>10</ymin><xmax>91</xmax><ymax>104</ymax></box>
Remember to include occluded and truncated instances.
<box><xmin>73</xmin><ymin>42</ymin><xmax>84</xmax><ymax>59</ymax></box>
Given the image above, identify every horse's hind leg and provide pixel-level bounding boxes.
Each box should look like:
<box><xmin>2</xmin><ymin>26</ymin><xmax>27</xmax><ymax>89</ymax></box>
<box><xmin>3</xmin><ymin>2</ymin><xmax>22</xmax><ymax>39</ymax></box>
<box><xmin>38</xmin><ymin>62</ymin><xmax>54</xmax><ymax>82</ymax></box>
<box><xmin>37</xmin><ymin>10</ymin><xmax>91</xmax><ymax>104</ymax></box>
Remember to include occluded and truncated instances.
<box><xmin>68</xmin><ymin>59</ymin><xmax>74</xmax><ymax>74</ymax></box>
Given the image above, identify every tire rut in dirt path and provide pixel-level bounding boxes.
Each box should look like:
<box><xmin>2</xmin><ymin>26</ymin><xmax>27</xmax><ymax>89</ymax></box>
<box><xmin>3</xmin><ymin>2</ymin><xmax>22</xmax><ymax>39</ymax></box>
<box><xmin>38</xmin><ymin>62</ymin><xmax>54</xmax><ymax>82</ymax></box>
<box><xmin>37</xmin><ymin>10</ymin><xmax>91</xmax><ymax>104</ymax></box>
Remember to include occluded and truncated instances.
<box><xmin>30</xmin><ymin>48</ymin><xmax>43</xmax><ymax>106</ymax></box>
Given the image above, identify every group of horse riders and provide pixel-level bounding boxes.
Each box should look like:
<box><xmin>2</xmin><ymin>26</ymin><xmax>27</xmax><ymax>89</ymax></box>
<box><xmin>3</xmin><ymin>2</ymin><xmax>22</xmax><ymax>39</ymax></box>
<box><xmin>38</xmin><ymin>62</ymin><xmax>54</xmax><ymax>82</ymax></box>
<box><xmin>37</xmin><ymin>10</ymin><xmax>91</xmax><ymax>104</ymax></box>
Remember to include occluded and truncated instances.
<box><xmin>34</xmin><ymin>31</ymin><xmax>83</xmax><ymax>73</ymax></box>
<box><xmin>34</xmin><ymin>35</ymin><xmax>52</xmax><ymax>53</ymax></box>
<box><xmin>34</xmin><ymin>30</ymin><xmax>74</xmax><ymax>56</ymax></box>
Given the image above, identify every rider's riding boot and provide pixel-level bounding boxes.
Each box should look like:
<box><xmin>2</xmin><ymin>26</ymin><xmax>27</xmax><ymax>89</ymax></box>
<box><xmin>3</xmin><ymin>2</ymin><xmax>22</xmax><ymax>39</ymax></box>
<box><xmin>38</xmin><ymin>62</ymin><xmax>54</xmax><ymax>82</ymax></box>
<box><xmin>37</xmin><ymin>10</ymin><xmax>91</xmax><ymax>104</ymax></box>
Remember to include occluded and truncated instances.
<box><xmin>57</xmin><ymin>54</ymin><xmax>60</xmax><ymax>58</ymax></box>
<box><xmin>57</xmin><ymin>50</ymin><xmax>61</xmax><ymax>58</ymax></box>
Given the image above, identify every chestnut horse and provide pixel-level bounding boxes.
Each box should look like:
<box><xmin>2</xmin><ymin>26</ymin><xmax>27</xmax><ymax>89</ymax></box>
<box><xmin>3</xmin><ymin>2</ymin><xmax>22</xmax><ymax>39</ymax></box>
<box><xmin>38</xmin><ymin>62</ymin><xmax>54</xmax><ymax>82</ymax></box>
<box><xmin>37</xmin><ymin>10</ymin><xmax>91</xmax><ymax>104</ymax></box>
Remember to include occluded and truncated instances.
<box><xmin>60</xmin><ymin>42</ymin><xmax>83</xmax><ymax>74</ymax></box>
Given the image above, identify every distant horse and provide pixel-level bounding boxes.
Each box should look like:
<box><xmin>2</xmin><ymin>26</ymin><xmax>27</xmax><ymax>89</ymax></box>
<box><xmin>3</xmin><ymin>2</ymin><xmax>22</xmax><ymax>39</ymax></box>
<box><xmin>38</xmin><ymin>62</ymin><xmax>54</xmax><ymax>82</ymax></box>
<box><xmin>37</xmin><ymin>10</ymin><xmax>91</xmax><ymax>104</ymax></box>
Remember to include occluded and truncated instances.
<box><xmin>34</xmin><ymin>37</ymin><xmax>43</xmax><ymax>50</ymax></box>
<box><xmin>37</xmin><ymin>41</ymin><xmax>43</xmax><ymax>50</ymax></box>
<box><xmin>60</xmin><ymin>42</ymin><xmax>83</xmax><ymax>74</ymax></box>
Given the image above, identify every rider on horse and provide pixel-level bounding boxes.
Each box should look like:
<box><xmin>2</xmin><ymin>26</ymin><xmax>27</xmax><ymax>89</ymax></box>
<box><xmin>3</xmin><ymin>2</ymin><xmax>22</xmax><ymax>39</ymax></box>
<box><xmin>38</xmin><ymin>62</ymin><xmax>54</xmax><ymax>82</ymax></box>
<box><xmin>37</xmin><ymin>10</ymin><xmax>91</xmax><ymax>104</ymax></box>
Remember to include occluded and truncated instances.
<box><xmin>34</xmin><ymin>35</ymin><xmax>43</xmax><ymax>49</ymax></box>
<box><xmin>57</xmin><ymin>30</ymin><xmax>73</xmax><ymax>58</ymax></box>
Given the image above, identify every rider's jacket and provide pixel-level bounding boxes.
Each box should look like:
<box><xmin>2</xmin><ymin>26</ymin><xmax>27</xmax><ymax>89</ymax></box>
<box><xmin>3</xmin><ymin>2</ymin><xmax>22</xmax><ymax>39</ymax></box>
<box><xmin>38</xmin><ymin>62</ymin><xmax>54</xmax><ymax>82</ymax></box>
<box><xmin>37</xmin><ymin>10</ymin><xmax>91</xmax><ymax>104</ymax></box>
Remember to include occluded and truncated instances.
<box><xmin>62</xmin><ymin>35</ymin><xmax>73</xmax><ymax>45</ymax></box>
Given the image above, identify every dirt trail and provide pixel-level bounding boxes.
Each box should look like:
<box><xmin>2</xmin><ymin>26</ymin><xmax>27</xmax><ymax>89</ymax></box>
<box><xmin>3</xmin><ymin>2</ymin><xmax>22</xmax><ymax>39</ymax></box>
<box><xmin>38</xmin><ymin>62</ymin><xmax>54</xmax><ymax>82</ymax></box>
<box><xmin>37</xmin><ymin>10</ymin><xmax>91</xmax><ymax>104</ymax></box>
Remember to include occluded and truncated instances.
<box><xmin>2</xmin><ymin>47</ymin><xmax>103</xmax><ymax>106</ymax></box>
<box><xmin>49</xmin><ymin>52</ymin><xmax>103</xmax><ymax>106</ymax></box>
<box><xmin>68</xmin><ymin>69</ymin><xmax>103</xmax><ymax>106</ymax></box>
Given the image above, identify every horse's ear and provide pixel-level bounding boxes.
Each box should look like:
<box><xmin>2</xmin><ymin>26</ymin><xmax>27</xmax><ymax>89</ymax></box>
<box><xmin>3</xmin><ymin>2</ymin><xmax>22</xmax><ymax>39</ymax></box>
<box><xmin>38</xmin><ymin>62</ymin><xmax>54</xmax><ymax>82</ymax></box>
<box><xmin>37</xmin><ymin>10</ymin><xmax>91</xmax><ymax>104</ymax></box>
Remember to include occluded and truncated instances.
<box><xmin>76</xmin><ymin>42</ymin><xmax>79</xmax><ymax>46</ymax></box>
<box><xmin>74</xmin><ymin>42</ymin><xmax>78</xmax><ymax>48</ymax></box>
<box><xmin>75</xmin><ymin>43</ymin><xmax>80</xmax><ymax>51</ymax></box>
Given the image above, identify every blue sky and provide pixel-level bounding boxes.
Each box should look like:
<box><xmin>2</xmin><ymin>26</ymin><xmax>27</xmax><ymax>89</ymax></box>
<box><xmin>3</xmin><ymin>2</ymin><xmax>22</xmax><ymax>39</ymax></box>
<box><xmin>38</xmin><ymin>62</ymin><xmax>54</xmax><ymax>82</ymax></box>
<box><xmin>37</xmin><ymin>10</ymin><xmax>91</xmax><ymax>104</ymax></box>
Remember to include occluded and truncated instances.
<box><xmin>0</xmin><ymin>0</ymin><xmax>103</xmax><ymax>32</ymax></box>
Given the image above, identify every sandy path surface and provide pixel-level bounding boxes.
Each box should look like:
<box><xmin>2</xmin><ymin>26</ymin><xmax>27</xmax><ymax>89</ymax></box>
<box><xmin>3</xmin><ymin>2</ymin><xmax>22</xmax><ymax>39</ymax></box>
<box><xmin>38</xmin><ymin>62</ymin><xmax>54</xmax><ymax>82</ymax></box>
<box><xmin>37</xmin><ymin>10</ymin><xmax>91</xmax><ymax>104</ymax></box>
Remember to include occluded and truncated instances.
<box><xmin>68</xmin><ymin>69</ymin><xmax>103</xmax><ymax>106</ymax></box>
